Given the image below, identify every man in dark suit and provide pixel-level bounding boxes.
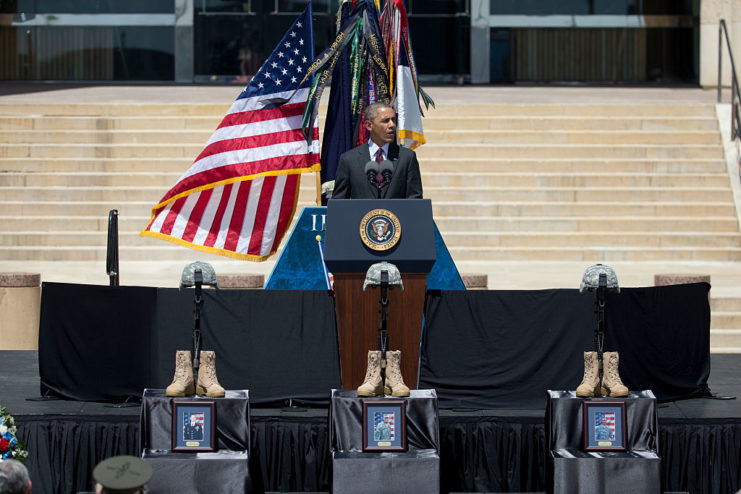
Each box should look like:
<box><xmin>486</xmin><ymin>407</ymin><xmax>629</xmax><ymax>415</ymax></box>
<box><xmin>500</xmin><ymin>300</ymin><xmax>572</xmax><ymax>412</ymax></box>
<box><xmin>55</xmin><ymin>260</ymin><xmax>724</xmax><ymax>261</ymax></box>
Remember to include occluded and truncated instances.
<box><xmin>332</xmin><ymin>102</ymin><xmax>423</xmax><ymax>199</ymax></box>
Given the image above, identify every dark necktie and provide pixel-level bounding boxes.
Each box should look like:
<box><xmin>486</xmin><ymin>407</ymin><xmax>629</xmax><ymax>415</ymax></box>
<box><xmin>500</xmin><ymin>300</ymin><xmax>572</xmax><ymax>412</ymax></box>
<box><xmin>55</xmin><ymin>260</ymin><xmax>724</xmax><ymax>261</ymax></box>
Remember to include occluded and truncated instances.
<box><xmin>375</xmin><ymin>149</ymin><xmax>384</xmax><ymax>186</ymax></box>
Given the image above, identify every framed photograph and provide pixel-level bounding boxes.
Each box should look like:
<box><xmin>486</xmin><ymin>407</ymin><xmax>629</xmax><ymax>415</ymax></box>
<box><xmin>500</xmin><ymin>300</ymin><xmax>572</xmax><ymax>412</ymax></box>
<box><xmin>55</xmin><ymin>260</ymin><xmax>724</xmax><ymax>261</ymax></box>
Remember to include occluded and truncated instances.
<box><xmin>583</xmin><ymin>401</ymin><xmax>626</xmax><ymax>451</ymax></box>
<box><xmin>362</xmin><ymin>400</ymin><xmax>406</xmax><ymax>452</ymax></box>
<box><xmin>172</xmin><ymin>401</ymin><xmax>216</xmax><ymax>452</ymax></box>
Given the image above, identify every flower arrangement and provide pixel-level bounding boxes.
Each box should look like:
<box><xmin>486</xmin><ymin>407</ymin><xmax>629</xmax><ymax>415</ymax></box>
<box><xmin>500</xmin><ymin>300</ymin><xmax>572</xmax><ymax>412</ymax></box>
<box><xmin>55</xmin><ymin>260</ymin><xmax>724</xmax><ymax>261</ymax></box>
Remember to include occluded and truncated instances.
<box><xmin>0</xmin><ymin>406</ymin><xmax>28</xmax><ymax>463</ymax></box>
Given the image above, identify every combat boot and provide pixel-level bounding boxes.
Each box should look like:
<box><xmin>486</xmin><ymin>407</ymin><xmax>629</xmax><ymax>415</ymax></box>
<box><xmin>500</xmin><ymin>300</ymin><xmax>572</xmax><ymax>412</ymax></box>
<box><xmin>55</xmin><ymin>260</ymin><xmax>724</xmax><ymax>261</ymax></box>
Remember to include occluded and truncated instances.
<box><xmin>383</xmin><ymin>350</ymin><xmax>410</xmax><ymax>397</ymax></box>
<box><xmin>357</xmin><ymin>350</ymin><xmax>383</xmax><ymax>397</ymax></box>
<box><xmin>166</xmin><ymin>350</ymin><xmax>195</xmax><ymax>397</ymax></box>
<box><xmin>575</xmin><ymin>351</ymin><xmax>601</xmax><ymax>397</ymax></box>
<box><xmin>196</xmin><ymin>350</ymin><xmax>226</xmax><ymax>397</ymax></box>
<box><xmin>602</xmin><ymin>351</ymin><xmax>629</xmax><ymax>397</ymax></box>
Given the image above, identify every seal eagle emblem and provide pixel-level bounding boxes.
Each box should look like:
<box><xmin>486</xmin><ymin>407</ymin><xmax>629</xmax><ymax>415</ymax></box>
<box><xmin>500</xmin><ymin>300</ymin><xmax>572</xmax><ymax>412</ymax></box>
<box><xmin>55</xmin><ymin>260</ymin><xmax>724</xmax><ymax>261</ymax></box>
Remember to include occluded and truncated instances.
<box><xmin>359</xmin><ymin>209</ymin><xmax>401</xmax><ymax>251</ymax></box>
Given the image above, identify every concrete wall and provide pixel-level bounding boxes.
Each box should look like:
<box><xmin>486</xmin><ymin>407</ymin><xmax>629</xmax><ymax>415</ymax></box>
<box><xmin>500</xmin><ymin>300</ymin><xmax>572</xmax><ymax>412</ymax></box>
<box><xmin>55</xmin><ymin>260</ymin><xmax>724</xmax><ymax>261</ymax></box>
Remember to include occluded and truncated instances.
<box><xmin>700</xmin><ymin>0</ymin><xmax>741</xmax><ymax>88</ymax></box>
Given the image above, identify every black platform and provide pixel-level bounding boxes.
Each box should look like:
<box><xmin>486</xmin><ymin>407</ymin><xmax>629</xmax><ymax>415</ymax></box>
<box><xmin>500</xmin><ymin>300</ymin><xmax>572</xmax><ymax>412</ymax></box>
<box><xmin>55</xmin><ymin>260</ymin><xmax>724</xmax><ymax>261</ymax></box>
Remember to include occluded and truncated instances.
<box><xmin>2</xmin><ymin>351</ymin><xmax>739</xmax><ymax>494</ymax></box>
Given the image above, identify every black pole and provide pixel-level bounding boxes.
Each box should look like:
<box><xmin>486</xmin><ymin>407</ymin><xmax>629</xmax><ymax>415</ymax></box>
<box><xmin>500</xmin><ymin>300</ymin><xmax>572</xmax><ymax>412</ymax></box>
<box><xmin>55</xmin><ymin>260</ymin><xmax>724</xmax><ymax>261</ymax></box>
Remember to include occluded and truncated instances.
<box><xmin>378</xmin><ymin>270</ymin><xmax>389</xmax><ymax>384</ymax></box>
<box><xmin>106</xmin><ymin>209</ymin><xmax>119</xmax><ymax>287</ymax></box>
<box><xmin>192</xmin><ymin>269</ymin><xmax>203</xmax><ymax>392</ymax></box>
<box><xmin>595</xmin><ymin>273</ymin><xmax>607</xmax><ymax>384</ymax></box>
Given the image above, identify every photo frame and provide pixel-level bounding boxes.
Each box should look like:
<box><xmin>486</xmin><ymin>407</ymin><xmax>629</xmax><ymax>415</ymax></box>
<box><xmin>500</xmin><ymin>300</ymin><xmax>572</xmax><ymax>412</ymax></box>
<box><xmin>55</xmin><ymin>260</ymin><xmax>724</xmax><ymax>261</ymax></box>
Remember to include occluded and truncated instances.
<box><xmin>362</xmin><ymin>400</ymin><xmax>406</xmax><ymax>452</ymax></box>
<box><xmin>583</xmin><ymin>401</ymin><xmax>626</xmax><ymax>451</ymax></box>
<box><xmin>172</xmin><ymin>401</ymin><xmax>216</xmax><ymax>452</ymax></box>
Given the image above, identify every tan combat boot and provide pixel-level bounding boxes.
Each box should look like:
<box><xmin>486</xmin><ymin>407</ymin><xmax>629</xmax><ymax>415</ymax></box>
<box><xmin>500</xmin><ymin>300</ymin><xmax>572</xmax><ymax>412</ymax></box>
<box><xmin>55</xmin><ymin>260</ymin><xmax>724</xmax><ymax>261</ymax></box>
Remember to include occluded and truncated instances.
<box><xmin>575</xmin><ymin>351</ymin><xmax>601</xmax><ymax>397</ymax></box>
<box><xmin>602</xmin><ymin>351</ymin><xmax>629</xmax><ymax>397</ymax></box>
<box><xmin>196</xmin><ymin>350</ymin><xmax>226</xmax><ymax>397</ymax></box>
<box><xmin>383</xmin><ymin>350</ymin><xmax>410</xmax><ymax>397</ymax></box>
<box><xmin>357</xmin><ymin>350</ymin><xmax>383</xmax><ymax>397</ymax></box>
<box><xmin>166</xmin><ymin>350</ymin><xmax>195</xmax><ymax>397</ymax></box>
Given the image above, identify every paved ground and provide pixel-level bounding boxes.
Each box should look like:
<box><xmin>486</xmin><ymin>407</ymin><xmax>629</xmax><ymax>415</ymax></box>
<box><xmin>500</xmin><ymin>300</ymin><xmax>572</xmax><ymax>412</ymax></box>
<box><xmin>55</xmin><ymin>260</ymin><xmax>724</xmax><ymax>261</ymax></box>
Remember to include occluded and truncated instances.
<box><xmin>2</xmin><ymin>83</ymin><xmax>741</xmax><ymax>296</ymax></box>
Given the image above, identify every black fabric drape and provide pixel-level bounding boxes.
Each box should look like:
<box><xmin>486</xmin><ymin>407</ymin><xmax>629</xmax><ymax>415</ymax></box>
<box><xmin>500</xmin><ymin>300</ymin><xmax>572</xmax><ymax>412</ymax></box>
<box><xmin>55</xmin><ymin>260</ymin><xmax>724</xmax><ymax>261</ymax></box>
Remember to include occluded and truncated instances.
<box><xmin>420</xmin><ymin>284</ymin><xmax>711</xmax><ymax>409</ymax></box>
<box><xmin>38</xmin><ymin>283</ymin><xmax>157</xmax><ymax>400</ymax></box>
<box><xmin>17</xmin><ymin>415</ymin><xmax>140</xmax><ymax>494</ymax></box>
<box><xmin>17</xmin><ymin>414</ymin><xmax>741</xmax><ymax>494</ymax></box>
<box><xmin>438</xmin><ymin>415</ymin><xmax>546</xmax><ymax>493</ymax></box>
<box><xmin>39</xmin><ymin>284</ymin><xmax>341</xmax><ymax>405</ymax></box>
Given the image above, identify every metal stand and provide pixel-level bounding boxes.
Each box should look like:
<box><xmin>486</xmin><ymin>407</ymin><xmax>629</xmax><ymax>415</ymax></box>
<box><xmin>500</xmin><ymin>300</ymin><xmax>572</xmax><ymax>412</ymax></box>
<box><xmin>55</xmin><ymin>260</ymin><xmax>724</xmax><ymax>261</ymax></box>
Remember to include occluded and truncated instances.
<box><xmin>192</xmin><ymin>269</ymin><xmax>204</xmax><ymax>392</ymax></box>
<box><xmin>377</xmin><ymin>270</ymin><xmax>390</xmax><ymax>381</ymax></box>
<box><xmin>594</xmin><ymin>273</ymin><xmax>607</xmax><ymax>385</ymax></box>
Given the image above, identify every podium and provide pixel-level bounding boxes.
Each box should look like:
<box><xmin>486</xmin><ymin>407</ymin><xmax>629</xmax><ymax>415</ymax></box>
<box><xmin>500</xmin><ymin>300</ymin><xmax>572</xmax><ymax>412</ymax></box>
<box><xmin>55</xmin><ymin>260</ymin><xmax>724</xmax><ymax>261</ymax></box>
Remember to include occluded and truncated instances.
<box><xmin>140</xmin><ymin>389</ymin><xmax>252</xmax><ymax>493</ymax></box>
<box><xmin>325</xmin><ymin>199</ymin><xmax>436</xmax><ymax>390</ymax></box>
<box><xmin>546</xmin><ymin>390</ymin><xmax>661</xmax><ymax>494</ymax></box>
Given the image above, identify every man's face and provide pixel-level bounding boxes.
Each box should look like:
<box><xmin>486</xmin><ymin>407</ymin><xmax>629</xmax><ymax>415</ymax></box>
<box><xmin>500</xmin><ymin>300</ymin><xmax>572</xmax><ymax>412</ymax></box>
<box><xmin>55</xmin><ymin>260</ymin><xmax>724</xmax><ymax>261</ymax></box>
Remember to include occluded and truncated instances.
<box><xmin>601</xmin><ymin>417</ymin><xmax>608</xmax><ymax>425</ymax></box>
<box><xmin>364</xmin><ymin>107</ymin><xmax>396</xmax><ymax>146</ymax></box>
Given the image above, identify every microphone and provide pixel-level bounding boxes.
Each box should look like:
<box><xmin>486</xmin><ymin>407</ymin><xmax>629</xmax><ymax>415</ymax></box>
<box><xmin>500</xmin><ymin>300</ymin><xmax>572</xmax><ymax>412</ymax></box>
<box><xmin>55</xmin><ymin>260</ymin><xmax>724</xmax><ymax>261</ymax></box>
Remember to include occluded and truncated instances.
<box><xmin>379</xmin><ymin>160</ymin><xmax>393</xmax><ymax>186</ymax></box>
<box><xmin>364</xmin><ymin>161</ymin><xmax>379</xmax><ymax>186</ymax></box>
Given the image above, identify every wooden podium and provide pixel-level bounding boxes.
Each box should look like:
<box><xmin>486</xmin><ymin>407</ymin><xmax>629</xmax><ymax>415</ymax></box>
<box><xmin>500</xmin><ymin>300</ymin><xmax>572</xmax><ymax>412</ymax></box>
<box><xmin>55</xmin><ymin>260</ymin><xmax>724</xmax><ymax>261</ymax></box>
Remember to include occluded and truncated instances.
<box><xmin>325</xmin><ymin>199</ymin><xmax>436</xmax><ymax>390</ymax></box>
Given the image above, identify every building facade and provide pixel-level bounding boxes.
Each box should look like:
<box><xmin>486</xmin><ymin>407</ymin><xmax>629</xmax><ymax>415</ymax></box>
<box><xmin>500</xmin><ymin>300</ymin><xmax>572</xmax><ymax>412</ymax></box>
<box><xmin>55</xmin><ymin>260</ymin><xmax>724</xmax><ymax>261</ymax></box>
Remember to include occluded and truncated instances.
<box><xmin>0</xmin><ymin>0</ymin><xmax>737</xmax><ymax>87</ymax></box>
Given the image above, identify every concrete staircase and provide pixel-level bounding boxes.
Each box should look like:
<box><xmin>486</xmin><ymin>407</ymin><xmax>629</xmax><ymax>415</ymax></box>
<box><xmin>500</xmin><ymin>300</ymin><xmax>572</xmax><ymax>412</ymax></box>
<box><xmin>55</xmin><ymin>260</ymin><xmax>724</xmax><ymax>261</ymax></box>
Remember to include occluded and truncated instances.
<box><xmin>1</xmin><ymin>100</ymin><xmax>740</xmax><ymax>350</ymax></box>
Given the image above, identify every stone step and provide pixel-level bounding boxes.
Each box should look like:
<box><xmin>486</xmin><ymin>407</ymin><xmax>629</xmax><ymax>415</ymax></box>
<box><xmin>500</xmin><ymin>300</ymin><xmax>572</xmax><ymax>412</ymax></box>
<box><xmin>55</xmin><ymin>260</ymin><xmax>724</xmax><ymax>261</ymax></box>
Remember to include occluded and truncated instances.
<box><xmin>3</xmin><ymin>244</ymin><xmax>740</xmax><ymax>262</ymax></box>
<box><xmin>421</xmin><ymin>130</ymin><xmax>721</xmax><ymax>145</ymax></box>
<box><xmin>710</xmin><ymin>297</ymin><xmax>741</xmax><ymax>311</ymax></box>
<box><xmin>0</xmin><ymin>185</ymin><xmax>734</xmax><ymax>203</ymax></box>
<box><xmin>0</xmin><ymin>171</ymin><xmax>731</xmax><ymax>189</ymax></box>
<box><xmin>0</xmin><ymin>143</ymin><xmax>725</xmax><ymax>160</ymax></box>
<box><xmin>0</xmin><ymin>129</ymin><xmax>721</xmax><ymax>146</ymax></box>
<box><xmin>433</xmin><ymin>202</ymin><xmax>737</xmax><ymax>217</ymax></box>
<box><xmin>1</xmin><ymin>157</ymin><xmax>729</xmax><ymax>174</ymax></box>
<box><xmin>0</xmin><ymin>102</ymin><xmax>717</xmax><ymax>118</ymax></box>
<box><xmin>1</xmin><ymin>200</ymin><xmax>731</xmax><ymax>218</ymax></box>
<box><xmin>440</xmin><ymin>232</ymin><xmax>741</xmax><ymax>248</ymax></box>
<box><xmin>445</xmin><ymin>246</ymin><xmax>741</xmax><ymax>261</ymax></box>
<box><xmin>711</xmin><ymin>312</ymin><xmax>741</xmax><ymax>328</ymax></box>
<box><xmin>433</xmin><ymin>216</ymin><xmax>739</xmax><ymax>232</ymax></box>
<box><xmin>4</xmin><ymin>215</ymin><xmax>736</xmax><ymax>234</ymax></box>
<box><xmin>3</xmin><ymin>230</ymin><xmax>739</xmax><ymax>249</ymax></box>
<box><xmin>0</xmin><ymin>115</ymin><xmax>719</xmax><ymax>132</ymax></box>
<box><xmin>710</xmin><ymin>330</ymin><xmax>741</xmax><ymax>352</ymax></box>
<box><xmin>420</xmin><ymin>116</ymin><xmax>720</xmax><ymax>132</ymax></box>
<box><xmin>414</xmin><ymin>144</ymin><xmax>724</xmax><ymax>160</ymax></box>
<box><xmin>0</xmin><ymin>243</ymin><xmax>741</xmax><ymax>264</ymax></box>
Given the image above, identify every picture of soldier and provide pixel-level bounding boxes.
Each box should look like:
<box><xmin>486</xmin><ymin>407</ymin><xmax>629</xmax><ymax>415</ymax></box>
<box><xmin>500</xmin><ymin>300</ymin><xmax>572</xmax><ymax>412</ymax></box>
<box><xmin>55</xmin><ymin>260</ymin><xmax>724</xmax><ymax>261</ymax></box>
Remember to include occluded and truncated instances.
<box><xmin>183</xmin><ymin>412</ymin><xmax>204</xmax><ymax>442</ymax></box>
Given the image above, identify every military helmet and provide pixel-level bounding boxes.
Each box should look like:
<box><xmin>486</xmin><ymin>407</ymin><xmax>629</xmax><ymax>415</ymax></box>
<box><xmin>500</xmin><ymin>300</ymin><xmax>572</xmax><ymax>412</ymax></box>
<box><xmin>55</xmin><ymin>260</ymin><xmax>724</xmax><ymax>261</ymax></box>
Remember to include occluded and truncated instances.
<box><xmin>579</xmin><ymin>264</ymin><xmax>620</xmax><ymax>293</ymax></box>
<box><xmin>363</xmin><ymin>262</ymin><xmax>404</xmax><ymax>291</ymax></box>
<box><xmin>179</xmin><ymin>261</ymin><xmax>219</xmax><ymax>289</ymax></box>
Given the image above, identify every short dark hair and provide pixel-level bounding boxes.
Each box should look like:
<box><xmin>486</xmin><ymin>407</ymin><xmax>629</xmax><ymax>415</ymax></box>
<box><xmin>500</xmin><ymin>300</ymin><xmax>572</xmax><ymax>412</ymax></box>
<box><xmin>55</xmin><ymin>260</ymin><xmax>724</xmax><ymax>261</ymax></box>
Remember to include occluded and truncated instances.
<box><xmin>0</xmin><ymin>459</ymin><xmax>30</xmax><ymax>494</ymax></box>
<box><xmin>364</xmin><ymin>102</ymin><xmax>394</xmax><ymax>122</ymax></box>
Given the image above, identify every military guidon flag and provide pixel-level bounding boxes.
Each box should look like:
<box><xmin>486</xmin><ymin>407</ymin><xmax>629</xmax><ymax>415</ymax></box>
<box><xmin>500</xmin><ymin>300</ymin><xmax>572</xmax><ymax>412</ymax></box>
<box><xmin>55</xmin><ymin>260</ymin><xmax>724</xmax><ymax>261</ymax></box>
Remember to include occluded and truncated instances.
<box><xmin>141</xmin><ymin>3</ymin><xmax>319</xmax><ymax>261</ymax></box>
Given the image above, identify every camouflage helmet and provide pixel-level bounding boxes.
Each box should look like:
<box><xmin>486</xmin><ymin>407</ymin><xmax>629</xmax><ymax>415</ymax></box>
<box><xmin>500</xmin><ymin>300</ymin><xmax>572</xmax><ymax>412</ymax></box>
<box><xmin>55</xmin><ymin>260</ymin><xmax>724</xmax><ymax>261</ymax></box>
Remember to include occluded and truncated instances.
<box><xmin>363</xmin><ymin>262</ymin><xmax>404</xmax><ymax>291</ymax></box>
<box><xmin>180</xmin><ymin>261</ymin><xmax>219</xmax><ymax>289</ymax></box>
<box><xmin>579</xmin><ymin>264</ymin><xmax>620</xmax><ymax>293</ymax></box>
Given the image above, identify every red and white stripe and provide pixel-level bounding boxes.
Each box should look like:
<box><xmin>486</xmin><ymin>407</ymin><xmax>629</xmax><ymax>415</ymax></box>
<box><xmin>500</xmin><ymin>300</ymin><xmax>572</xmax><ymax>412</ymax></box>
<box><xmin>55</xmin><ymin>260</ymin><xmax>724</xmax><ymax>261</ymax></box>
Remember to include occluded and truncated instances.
<box><xmin>142</xmin><ymin>88</ymin><xmax>319</xmax><ymax>260</ymax></box>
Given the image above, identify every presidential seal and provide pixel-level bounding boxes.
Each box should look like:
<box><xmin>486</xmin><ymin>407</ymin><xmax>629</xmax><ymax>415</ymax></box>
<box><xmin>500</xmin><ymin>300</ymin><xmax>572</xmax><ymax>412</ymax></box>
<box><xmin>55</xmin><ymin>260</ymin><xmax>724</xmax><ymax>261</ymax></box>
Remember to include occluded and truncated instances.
<box><xmin>359</xmin><ymin>209</ymin><xmax>401</xmax><ymax>251</ymax></box>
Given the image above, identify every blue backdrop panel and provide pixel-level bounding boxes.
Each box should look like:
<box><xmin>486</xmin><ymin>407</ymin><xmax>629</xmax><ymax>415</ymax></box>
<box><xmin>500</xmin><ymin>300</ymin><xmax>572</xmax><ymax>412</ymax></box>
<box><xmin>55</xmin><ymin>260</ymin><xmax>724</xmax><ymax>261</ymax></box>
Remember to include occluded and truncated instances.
<box><xmin>266</xmin><ymin>206</ymin><xmax>464</xmax><ymax>289</ymax></box>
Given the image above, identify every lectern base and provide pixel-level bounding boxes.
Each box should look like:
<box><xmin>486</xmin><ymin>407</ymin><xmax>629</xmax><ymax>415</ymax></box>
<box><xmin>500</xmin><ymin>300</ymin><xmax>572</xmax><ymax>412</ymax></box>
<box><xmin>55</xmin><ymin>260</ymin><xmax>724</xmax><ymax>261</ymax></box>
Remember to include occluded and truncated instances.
<box><xmin>551</xmin><ymin>449</ymin><xmax>660</xmax><ymax>494</ymax></box>
<box><xmin>331</xmin><ymin>449</ymin><xmax>440</xmax><ymax>494</ymax></box>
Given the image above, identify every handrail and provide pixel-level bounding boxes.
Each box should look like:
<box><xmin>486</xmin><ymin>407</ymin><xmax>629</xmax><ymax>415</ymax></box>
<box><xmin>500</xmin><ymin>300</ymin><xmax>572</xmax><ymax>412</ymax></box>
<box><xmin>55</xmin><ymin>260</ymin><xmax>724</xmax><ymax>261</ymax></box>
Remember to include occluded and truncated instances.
<box><xmin>718</xmin><ymin>19</ymin><xmax>741</xmax><ymax>141</ymax></box>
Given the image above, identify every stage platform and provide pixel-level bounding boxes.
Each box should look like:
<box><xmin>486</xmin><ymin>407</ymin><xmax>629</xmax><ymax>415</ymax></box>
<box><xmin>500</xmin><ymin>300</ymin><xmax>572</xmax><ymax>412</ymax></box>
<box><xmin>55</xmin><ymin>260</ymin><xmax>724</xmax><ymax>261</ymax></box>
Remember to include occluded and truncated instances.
<box><xmin>2</xmin><ymin>350</ymin><xmax>739</xmax><ymax>494</ymax></box>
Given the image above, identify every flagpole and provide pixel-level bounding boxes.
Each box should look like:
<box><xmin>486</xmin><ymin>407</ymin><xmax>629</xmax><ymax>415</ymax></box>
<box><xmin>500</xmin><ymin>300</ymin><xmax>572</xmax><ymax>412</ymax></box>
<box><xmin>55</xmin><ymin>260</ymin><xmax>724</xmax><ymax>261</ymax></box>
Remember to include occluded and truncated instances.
<box><xmin>315</xmin><ymin>170</ymin><xmax>322</xmax><ymax>206</ymax></box>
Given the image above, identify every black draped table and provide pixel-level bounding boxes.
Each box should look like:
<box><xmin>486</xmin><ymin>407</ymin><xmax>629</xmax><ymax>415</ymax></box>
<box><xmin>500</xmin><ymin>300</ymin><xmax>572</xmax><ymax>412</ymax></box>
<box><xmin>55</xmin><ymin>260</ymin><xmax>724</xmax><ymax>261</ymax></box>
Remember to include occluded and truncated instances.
<box><xmin>140</xmin><ymin>389</ymin><xmax>253</xmax><ymax>494</ymax></box>
<box><xmin>330</xmin><ymin>389</ymin><xmax>440</xmax><ymax>493</ymax></box>
<box><xmin>546</xmin><ymin>390</ymin><xmax>660</xmax><ymax>494</ymax></box>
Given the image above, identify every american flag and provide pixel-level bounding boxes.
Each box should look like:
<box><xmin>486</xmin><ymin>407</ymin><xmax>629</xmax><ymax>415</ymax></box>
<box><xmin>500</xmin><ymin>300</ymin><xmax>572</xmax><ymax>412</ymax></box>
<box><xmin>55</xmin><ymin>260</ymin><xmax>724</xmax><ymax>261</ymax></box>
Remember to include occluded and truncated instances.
<box><xmin>141</xmin><ymin>3</ymin><xmax>319</xmax><ymax>261</ymax></box>
<box><xmin>374</xmin><ymin>411</ymin><xmax>395</xmax><ymax>440</ymax></box>
<box><xmin>595</xmin><ymin>411</ymin><xmax>616</xmax><ymax>439</ymax></box>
